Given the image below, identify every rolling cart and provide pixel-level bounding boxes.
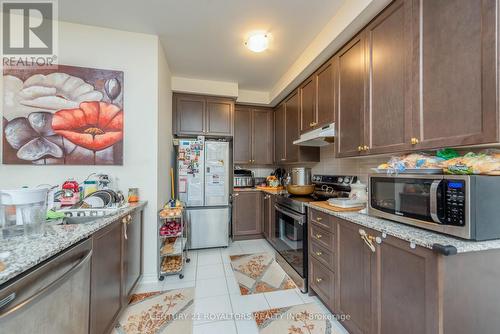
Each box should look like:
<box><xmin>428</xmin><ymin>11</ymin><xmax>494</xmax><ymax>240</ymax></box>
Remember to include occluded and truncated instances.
<box><xmin>157</xmin><ymin>207</ymin><xmax>190</xmax><ymax>280</ymax></box>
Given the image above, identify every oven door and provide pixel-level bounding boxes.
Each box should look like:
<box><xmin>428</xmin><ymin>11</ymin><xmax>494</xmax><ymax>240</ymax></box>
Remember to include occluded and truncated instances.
<box><xmin>369</xmin><ymin>175</ymin><xmax>444</xmax><ymax>224</ymax></box>
<box><xmin>274</xmin><ymin>204</ymin><xmax>306</xmax><ymax>278</ymax></box>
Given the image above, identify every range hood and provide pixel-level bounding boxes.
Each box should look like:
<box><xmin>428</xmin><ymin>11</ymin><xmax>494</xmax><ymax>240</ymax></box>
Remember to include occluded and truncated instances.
<box><xmin>293</xmin><ymin>123</ymin><xmax>335</xmax><ymax>147</ymax></box>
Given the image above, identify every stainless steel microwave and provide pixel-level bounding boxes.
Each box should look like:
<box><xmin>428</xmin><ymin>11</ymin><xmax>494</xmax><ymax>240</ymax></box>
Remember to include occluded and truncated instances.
<box><xmin>368</xmin><ymin>174</ymin><xmax>500</xmax><ymax>240</ymax></box>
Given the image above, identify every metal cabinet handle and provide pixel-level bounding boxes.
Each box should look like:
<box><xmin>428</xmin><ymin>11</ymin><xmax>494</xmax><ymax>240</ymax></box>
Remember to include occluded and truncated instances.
<box><xmin>280</xmin><ymin>158</ymin><xmax>286</xmax><ymax>161</ymax></box>
<box><xmin>358</xmin><ymin>146</ymin><xmax>363</xmax><ymax>152</ymax></box>
<box><xmin>411</xmin><ymin>137</ymin><xmax>420</xmax><ymax>145</ymax></box>
<box><xmin>363</xmin><ymin>145</ymin><xmax>369</xmax><ymax>151</ymax></box>
<box><xmin>316</xmin><ymin>277</ymin><xmax>323</xmax><ymax>283</ymax></box>
<box><xmin>359</xmin><ymin>229</ymin><xmax>376</xmax><ymax>253</ymax></box>
<box><xmin>315</xmin><ymin>234</ymin><xmax>322</xmax><ymax>239</ymax></box>
<box><xmin>309</xmin><ymin>122</ymin><xmax>317</xmax><ymax>127</ymax></box>
<box><xmin>316</xmin><ymin>217</ymin><xmax>322</xmax><ymax>222</ymax></box>
<box><xmin>315</xmin><ymin>251</ymin><xmax>322</xmax><ymax>256</ymax></box>
<box><xmin>233</xmin><ymin>193</ymin><xmax>239</xmax><ymax>197</ymax></box>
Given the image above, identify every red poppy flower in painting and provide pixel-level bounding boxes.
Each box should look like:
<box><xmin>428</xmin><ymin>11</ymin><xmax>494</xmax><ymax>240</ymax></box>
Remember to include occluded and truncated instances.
<box><xmin>52</xmin><ymin>101</ymin><xmax>123</xmax><ymax>151</ymax></box>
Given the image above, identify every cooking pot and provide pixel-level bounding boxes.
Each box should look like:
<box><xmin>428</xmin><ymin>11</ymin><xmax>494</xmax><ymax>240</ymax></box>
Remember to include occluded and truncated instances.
<box><xmin>291</xmin><ymin>167</ymin><xmax>312</xmax><ymax>186</ymax></box>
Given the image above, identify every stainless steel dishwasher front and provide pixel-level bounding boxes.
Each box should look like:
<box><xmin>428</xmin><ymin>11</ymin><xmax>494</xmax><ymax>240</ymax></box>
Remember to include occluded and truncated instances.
<box><xmin>0</xmin><ymin>238</ymin><xmax>92</xmax><ymax>334</ymax></box>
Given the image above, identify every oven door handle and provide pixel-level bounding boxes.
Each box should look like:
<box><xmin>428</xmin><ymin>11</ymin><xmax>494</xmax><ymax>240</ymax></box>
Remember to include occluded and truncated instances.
<box><xmin>430</xmin><ymin>180</ymin><xmax>443</xmax><ymax>223</ymax></box>
<box><xmin>274</xmin><ymin>204</ymin><xmax>306</xmax><ymax>224</ymax></box>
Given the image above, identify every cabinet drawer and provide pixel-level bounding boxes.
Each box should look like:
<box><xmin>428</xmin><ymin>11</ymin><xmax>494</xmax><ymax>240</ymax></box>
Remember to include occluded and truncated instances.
<box><xmin>310</xmin><ymin>257</ymin><xmax>335</xmax><ymax>308</ymax></box>
<box><xmin>310</xmin><ymin>240</ymin><xmax>334</xmax><ymax>270</ymax></box>
<box><xmin>310</xmin><ymin>224</ymin><xmax>334</xmax><ymax>250</ymax></box>
<box><xmin>309</xmin><ymin>209</ymin><xmax>334</xmax><ymax>232</ymax></box>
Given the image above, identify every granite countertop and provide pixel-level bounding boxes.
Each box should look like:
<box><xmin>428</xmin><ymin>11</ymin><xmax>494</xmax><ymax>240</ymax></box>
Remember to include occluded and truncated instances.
<box><xmin>0</xmin><ymin>202</ymin><xmax>147</xmax><ymax>286</ymax></box>
<box><xmin>306</xmin><ymin>202</ymin><xmax>500</xmax><ymax>254</ymax></box>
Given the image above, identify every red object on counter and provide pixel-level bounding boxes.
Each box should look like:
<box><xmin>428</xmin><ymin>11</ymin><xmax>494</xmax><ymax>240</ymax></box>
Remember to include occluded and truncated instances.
<box><xmin>62</xmin><ymin>180</ymin><xmax>79</xmax><ymax>192</ymax></box>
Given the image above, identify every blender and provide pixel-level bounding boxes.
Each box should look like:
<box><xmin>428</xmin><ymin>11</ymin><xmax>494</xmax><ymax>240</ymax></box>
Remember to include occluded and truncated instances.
<box><xmin>0</xmin><ymin>188</ymin><xmax>48</xmax><ymax>237</ymax></box>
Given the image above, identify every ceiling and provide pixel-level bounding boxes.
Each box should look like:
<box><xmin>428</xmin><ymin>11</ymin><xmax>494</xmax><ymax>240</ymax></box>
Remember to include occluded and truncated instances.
<box><xmin>58</xmin><ymin>0</ymin><xmax>344</xmax><ymax>91</ymax></box>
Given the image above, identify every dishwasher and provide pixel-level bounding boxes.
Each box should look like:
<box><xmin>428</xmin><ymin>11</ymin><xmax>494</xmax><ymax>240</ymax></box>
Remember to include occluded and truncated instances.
<box><xmin>0</xmin><ymin>238</ymin><xmax>92</xmax><ymax>334</ymax></box>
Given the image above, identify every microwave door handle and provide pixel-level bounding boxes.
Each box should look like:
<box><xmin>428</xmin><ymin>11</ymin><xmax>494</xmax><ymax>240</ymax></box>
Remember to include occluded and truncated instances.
<box><xmin>430</xmin><ymin>180</ymin><xmax>442</xmax><ymax>223</ymax></box>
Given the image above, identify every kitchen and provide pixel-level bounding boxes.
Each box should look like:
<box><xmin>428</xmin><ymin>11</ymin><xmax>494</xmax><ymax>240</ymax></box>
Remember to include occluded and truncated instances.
<box><xmin>2</xmin><ymin>0</ymin><xmax>500</xmax><ymax>334</ymax></box>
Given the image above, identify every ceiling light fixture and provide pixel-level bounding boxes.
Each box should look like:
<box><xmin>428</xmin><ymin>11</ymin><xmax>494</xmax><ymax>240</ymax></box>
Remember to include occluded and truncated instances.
<box><xmin>245</xmin><ymin>33</ymin><xmax>269</xmax><ymax>53</ymax></box>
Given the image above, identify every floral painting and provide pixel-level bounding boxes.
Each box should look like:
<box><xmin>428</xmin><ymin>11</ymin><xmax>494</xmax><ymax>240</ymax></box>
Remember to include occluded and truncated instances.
<box><xmin>2</xmin><ymin>65</ymin><xmax>124</xmax><ymax>165</ymax></box>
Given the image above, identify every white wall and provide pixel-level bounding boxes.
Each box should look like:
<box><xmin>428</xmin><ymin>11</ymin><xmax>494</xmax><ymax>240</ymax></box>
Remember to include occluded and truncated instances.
<box><xmin>157</xmin><ymin>45</ymin><xmax>174</xmax><ymax>210</ymax></box>
<box><xmin>0</xmin><ymin>21</ymin><xmax>167</xmax><ymax>279</ymax></box>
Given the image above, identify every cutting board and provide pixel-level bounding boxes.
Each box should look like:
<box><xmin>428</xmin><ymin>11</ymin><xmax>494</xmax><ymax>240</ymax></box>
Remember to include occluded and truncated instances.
<box><xmin>310</xmin><ymin>201</ymin><xmax>365</xmax><ymax>212</ymax></box>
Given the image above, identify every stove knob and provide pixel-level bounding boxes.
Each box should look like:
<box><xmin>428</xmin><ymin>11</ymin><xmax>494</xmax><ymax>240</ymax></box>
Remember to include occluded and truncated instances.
<box><xmin>343</xmin><ymin>176</ymin><xmax>351</xmax><ymax>184</ymax></box>
<box><xmin>337</xmin><ymin>177</ymin><xmax>343</xmax><ymax>183</ymax></box>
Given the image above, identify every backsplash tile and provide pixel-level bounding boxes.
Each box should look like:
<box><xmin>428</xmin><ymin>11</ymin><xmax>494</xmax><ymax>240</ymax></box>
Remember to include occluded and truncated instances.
<box><xmin>311</xmin><ymin>146</ymin><xmax>386</xmax><ymax>183</ymax></box>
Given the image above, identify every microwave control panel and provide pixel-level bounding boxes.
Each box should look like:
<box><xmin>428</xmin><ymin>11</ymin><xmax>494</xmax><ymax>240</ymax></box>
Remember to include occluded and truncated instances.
<box><xmin>444</xmin><ymin>180</ymin><xmax>466</xmax><ymax>226</ymax></box>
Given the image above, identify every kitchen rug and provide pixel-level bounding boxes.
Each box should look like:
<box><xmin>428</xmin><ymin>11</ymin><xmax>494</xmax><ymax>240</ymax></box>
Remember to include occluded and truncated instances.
<box><xmin>230</xmin><ymin>252</ymin><xmax>296</xmax><ymax>295</ymax></box>
<box><xmin>112</xmin><ymin>287</ymin><xmax>194</xmax><ymax>334</ymax></box>
<box><xmin>253</xmin><ymin>302</ymin><xmax>333</xmax><ymax>334</ymax></box>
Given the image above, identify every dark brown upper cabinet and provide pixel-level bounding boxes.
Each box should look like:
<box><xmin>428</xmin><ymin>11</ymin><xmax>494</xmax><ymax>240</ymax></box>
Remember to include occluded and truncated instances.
<box><xmin>335</xmin><ymin>34</ymin><xmax>366</xmax><ymax>158</ymax></box>
<box><xmin>411</xmin><ymin>0</ymin><xmax>498</xmax><ymax>150</ymax></box>
<box><xmin>316</xmin><ymin>59</ymin><xmax>335</xmax><ymax>127</ymax></box>
<box><xmin>274</xmin><ymin>90</ymin><xmax>320</xmax><ymax>164</ymax></box>
<box><xmin>284</xmin><ymin>91</ymin><xmax>300</xmax><ymax>162</ymax></box>
<box><xmin>299</xmin><ymin>59</ymin><xmax>335</xmax><ymax>134</ymax></box>
<box><xmin>173</xmin><ymin>93</ymin><xmax>234</xmax><ymax>137</ymax></box>
<box><xmin>234</xmin><ymin>106</ymin><xmax>252</xmax><ymax>164</ymax></box>
<box><xmin>274</xmin><ymin>102</ymin><xmax>286</xmax><ymax>163</ymax></box>
<box><xmin>363</xmin><ymin>0</ymin><xmax>413</xmax><ymax>155</ymax></box>
<box><xmin>234</xmin><ymin>105</ymin><xmax>273</xmax><ymax>165</ymax></box>
<box><xmin>299</xmin><ymin>76</ymin><xmax>316</xmax><ymax>133</ymax></box>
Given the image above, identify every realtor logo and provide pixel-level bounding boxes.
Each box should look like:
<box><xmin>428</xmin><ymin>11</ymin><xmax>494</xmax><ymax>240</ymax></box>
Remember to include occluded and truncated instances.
<box><xmin>1</xmin><ymin>0</ymin><xmax>58</xmax><ymax>67</ymax></box>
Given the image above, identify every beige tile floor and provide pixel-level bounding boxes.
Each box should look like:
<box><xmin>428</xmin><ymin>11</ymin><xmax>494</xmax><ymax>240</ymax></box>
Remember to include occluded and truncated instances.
<box><xmin>134</xmin><ymin>239</ymin><xmax>349</xmax><ymax>334</ymax></box>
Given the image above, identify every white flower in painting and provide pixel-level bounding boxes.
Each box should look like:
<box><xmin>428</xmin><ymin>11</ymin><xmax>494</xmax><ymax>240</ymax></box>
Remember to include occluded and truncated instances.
<box><xmin>3</xmin><ymin>73</ymin><xmax>103</xmax><ymax>120</ymax></box>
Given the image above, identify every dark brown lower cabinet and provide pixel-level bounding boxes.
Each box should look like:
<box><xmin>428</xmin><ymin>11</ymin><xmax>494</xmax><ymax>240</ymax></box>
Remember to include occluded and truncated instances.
<box><xmin>232</xmin><ymin>191</ymin><xmax>262</xmax><ymax>239</ymax></box>
<box><xmin>308</xmin><ymin>210</ymin><xmax>500</xmax><ymax>334</ymax></box>
<box><xmin>90</xmin><ymin>219</ymin><xmax>123</xmax><ymax>334</ymax></box>
<box><xmin>90</xmin><ymin>208</ymin><xmax>144</xmax><ymax>334</ymax></box>
<box><xmin>123</xmin><ymin>210</ymin><xmax>143</xmax><ymax>300</ymax></box>
<box><xmin>262</xmin><ymin>193</ymin><xmax>276</xmax><ymax>245</ymax></box>
<box><xmin>336</xmin><ymin>219</ymin><xmax>376</xmax><ymax>334</ymax></box>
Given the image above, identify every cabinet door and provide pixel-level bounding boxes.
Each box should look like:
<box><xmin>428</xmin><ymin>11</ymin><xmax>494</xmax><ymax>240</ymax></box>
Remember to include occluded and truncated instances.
<box><xmin>274</xmin><ymin>103</ymin><xmax>286</xmax><ymax>163</ymax></box>
<box><xmin>232</xmin><ymin>192</ymin><xmax>261</xmax><ymax>236</ymax></box>
<box><xmin>413</xmin><ymin>0</ymin><xmax>498</xmax><ymax>149</ymax></box>
<box><xmin>300</xmin><ymin>76</ymin><xmax>316</xmax><ymax>133</ymax></box>
<box><xmin>123</xmin><ymin>210</ymin><xmax>143</xmax><ymax>300</ymax></box>
<box><xmin>90</xmin><ymin>220</ymin><xmax>123</xmax><ymax>334</ymax></box>
<box><xmin>375</xmin><ymin>235</ymin><xmax>439</xmax><ymax>334</ymax></box>
<box><xmin>285</xmin><ymin>90</ymin><xmax>300</xmax><ymax>163</ymax></box>
<box><xmin>316</xmin><ymin>59</ymin><xmax>335</xmax><ymax>128</ymax></box>
<box><xmin>336</xmin><ymin>220</ymin><xmax>375</xmax><ymax>334</ymax></box>
<box><xmin>365</xmin><ymin>0</ymin><xmax>413</xmax><ymax>155</ymax></box>
<box><xmin>336</xmin><ymin>34</ymin><xmax>366</xmax><ymax>158</ymax></box>
<box><xmin>234</xmin><ymin>106</ymin><xmax>252</xmax><ymax>164</ymax></box>
<box><xmin>252</xmin><ymin>108</ymin><xmax>274</xmax><ymax>164</ymax></box>
<box><xmin>175</xmin><ymin>94</ymin><xmax>205</xmax><ymax>135</ymax></box>
<box><xmin>262</xmin><ymin>193</ymin><xmax>270</xmax><ymax>239</ymax></box>
<box><xmin>206</xmin><ymin>98</ymin><xmax>233</xmax><ymax>136</ymax></box>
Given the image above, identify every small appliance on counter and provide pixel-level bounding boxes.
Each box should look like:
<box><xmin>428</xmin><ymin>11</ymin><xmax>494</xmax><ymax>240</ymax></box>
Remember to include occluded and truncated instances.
<box><xmin>60</xmin><ymin>179</ymin><xmax>80</xmax><ymax>206</ymax></box>
<box><xmin>0</xmin><ymin>187</ymin><xmax>48</xmax><ymax>237</ymax></box>
<box><xmin>369</xmin><ymin>174</ymin><xmax>500</xmax><ymax>240</ymax></box>
<box><xmin>234</xmin><ymin>169</ymin><xmax>254</xmax><ymax>188</ymax></box>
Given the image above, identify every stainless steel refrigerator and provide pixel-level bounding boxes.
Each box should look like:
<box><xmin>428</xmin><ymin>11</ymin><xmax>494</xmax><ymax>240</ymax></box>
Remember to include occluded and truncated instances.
<box><xmin>175</xmin><ymin>138</ymin><xmax>230</xmax><ymax>249</ymax></box>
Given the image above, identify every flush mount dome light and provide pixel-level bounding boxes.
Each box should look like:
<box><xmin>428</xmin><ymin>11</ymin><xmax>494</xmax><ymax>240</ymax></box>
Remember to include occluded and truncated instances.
<box><xmin>245</xmin><ymin>33</ymin><xmax>269</xmax><ymax>53</ymax></box>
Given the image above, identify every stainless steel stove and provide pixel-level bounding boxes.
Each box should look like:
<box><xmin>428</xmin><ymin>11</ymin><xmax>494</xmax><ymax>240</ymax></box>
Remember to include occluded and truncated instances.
<box><xmin>272</xmin><ymin>175</ymin><xmax>357</xmax><ymax>293</ymax></box>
